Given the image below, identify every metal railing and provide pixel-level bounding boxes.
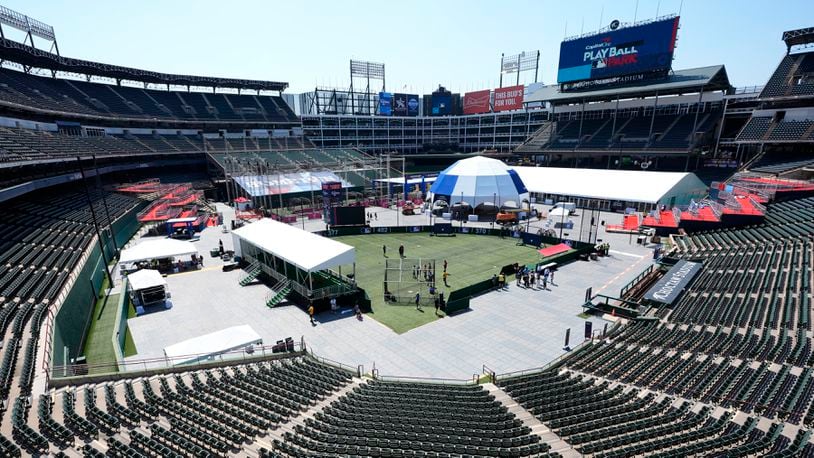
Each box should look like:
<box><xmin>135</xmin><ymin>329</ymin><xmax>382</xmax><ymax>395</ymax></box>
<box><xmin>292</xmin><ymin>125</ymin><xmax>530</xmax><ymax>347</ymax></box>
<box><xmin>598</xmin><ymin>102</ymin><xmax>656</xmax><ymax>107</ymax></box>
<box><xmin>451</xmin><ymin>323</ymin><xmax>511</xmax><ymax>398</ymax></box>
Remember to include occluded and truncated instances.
<box><xmin>372</xmin><ymin>372</ymin><xmax>479</xmax><ymax>385</ymax></box>
<box><xmin>493</xmin><ymin>338</ymin><xmax>595</xmax><ymax>382</ymax></box>
<box><xmin>732</xmin><ymin>85</ymin><xmax>764</xmax><ymax>95</ymax></box>
<box><xmin>620</xmin><ymin>263</ymin><xmax>656</xmax><ymax>298</ymax></box>
<box><xmin>50</xmin><ymin>340</ymin><xmax>304</xmax><ymax>383</ymax></box>
<box><xmin>307</xmin><ymin>347</ymin><xmax>362</xmax><ymax>377</ymax></box>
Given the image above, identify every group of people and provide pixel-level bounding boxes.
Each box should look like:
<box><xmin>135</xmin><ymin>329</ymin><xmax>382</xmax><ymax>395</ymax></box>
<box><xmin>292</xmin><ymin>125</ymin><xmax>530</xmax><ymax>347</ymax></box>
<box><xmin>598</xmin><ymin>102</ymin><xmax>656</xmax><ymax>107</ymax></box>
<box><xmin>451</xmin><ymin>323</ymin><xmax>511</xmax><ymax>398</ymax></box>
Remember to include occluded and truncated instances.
<box><xmin>412</xmin><ymin>263</ymin><xmax>435</xmax><ymax>283</ymax></box>
<box><xmin>492</xmin><ymin>264</ymin><xmax>556</xmax><ymax>291</ymax></box>
<box><xmin>383</xmin><ymin>244</ymin><xmax>413</xmax><ymax>258</ymax></box>
<box><xmin>518</xmin><ymin>265</ymin><xmax>554</xmax><ymax>290</ymax></box>
<box><xmin>414</xmin><ymin>288</ymin><xmax>446</xmax><ymax>315</ymax></box>
<box><xmin>367</xmin><ymin>212</ymin><xmax>378</xmax><ymax>221</ymax></box>
<box><xmin>309</xmin><ymin>298</ymin><xmax>363</xmax><ymax>325</ymax></box>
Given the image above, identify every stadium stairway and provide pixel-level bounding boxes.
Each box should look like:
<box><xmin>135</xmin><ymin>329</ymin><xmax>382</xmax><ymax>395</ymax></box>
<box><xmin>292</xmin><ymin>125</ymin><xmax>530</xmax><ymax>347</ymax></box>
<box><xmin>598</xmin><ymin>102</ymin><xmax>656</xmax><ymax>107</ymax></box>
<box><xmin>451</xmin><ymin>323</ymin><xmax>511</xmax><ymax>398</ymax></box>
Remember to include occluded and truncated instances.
<box><xmin>251</xmin><ymin>377</ymin><xmax>365</xmax><ymax>457</ymax></box>
<box><xmin>240</xmin><ymin>260</ymin><xmax>263</xmax><ymax>286</ymax></box>
<box><xmin>483</xmin><ymin>382</ymin><xmax>579</xmax><ymax>456</ymax></box>
<box><xmin>266</xmin><ymin>280</ymin><xmax>292</xmax><ymax>308</ymax></box>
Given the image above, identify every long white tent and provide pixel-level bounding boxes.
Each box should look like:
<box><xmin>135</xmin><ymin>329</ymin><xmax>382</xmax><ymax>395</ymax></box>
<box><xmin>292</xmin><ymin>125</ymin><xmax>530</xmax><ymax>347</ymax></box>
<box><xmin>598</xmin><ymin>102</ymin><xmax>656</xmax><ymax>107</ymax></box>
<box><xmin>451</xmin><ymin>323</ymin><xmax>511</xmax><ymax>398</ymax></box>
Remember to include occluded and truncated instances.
<box><xmin>119</xmin><ymin>238</ymin><xmax>199</xmax><ymax>265</ymax></box>
<box><xmin>232</xmin><ymin>218</ymin><xmax>355</xmax><ymax>272</ymax></box>
<box><xmin>510</xmin><ymin>167</ymin><xmax>707</xmax><ymax>206</ymax></box>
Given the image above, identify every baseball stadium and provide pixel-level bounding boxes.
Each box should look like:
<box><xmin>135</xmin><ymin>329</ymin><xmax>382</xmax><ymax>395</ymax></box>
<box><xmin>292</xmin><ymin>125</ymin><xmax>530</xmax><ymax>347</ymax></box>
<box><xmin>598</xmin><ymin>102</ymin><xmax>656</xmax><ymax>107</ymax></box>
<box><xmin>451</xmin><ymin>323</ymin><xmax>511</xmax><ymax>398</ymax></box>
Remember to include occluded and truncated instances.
<box><xmin>0</xmin><ymin>1</ymin><xmax>812</xmax><ymax>456</ymax></box>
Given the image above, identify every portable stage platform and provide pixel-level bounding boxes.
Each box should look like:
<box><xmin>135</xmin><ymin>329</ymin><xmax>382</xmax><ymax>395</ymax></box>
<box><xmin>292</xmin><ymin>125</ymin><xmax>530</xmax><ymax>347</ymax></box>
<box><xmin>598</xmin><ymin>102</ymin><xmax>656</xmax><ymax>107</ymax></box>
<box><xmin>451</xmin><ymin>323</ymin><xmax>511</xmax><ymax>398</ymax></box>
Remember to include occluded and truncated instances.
<box><xmin>232</xmin><ymin>218</ymin><xmax>357</xmax><ymax>301</ymax></box>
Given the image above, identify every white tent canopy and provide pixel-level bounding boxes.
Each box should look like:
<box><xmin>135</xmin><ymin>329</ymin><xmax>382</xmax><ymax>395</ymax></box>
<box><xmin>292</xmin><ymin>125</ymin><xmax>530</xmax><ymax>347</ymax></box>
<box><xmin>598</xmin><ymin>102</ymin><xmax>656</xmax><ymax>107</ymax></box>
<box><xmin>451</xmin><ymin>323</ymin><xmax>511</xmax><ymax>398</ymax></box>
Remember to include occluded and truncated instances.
<box><xmin>119</xmin><ymin>239</ymin><xmax>199</xmax><ymax>265</ymax></box>
<box><xmin>548</xmin><ymin>207</ymin><xmax>570</xmax><ymax>218</ymax></box>
<box><xmin>429</xmin><ymin>156</ymin><xmax>529</xmax><ymax>207</ymax></box>
<box><xmin>164</xmin><ymin>325</ymin><xmax>262</xmax><ymax>365</ymax></box>
<box><xmin>127</xmin><ymin>269</ymin><xmax>166</xmax><ymax>291</ymax></box>
<box><xmin>119</xmin><ymin>238</ymin><xmax>199</xmax><ymax>265</ymax></box>
<box><xmin>232</xmin><ymin>218</ymin><xmax>355</xmax><ymax>272</ymax></box>
<box><xmin>510</xmin><ymin>167</ymin><xmax>707</xmax><ymax>205</ymax></box>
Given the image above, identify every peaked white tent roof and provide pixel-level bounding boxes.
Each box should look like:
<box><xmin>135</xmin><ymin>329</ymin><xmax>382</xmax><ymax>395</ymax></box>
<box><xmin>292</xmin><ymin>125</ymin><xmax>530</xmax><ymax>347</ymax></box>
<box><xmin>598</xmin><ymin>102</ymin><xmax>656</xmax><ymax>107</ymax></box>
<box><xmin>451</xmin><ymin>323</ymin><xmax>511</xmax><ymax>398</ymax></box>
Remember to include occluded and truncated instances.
<box><xmin>510</xmin><ymin>167</ymin><xmax>707</xmax><ymax>205</ymax></box>
<box><xmin>429</xmin><ymin>156</ymin><xmax>529</xmax><ymax>206</ymax></box>
<box><xmin>119</xmin><ymin>238</ymin><xmax>199</xmax><ymax>265</ymax></box>
<box><xmin>127</xmin><ymin>269</ymin><xmax>166</xmax><ymax>291</ymax></box>
<box><xmin>232</xmin><ymin>218</ymin><xmax>355</xmax><ymax>272</ymax></box>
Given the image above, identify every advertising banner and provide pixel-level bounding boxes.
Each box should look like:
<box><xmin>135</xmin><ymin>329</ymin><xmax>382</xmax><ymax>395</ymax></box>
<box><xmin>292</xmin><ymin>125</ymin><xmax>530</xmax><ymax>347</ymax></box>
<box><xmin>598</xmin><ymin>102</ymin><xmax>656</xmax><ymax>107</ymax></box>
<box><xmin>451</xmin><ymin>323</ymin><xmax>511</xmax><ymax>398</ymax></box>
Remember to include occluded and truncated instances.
<box><xmin>643</xmin><ymin>260</ymin><xmax>702</xmax><ymax>304</ymax></box>
<box><xmin>393</xmin><ymin>93</ymin><xmax>419</xmax><ymax>116</ymax></box>
<box><xmin>463</xmin><ymin>89</ymin><xmax>491</xmax><ymax>114</ymax></box>
<box><xmin>431</xmin><ymin>93</ymin><xmax>452</xmax><ymax>116</ymax></box>
<box><xmin>557</xmin><ymin>16</ymin><xmax>680</xmax><ymax>84</ymax></box>
<box><xmin>233</xmin><ymin>172</ymin><xmax>348</xmax><ymax>197</ymax></box>
<box><xmin>378</xmin><ymin>92</ymin><xmax>392</xmax><ymax>116</ymax></box>
<box><xmin>493</xmin><ymin>85</ymin><xmax>524</xmax><ymax>112</ymax></box>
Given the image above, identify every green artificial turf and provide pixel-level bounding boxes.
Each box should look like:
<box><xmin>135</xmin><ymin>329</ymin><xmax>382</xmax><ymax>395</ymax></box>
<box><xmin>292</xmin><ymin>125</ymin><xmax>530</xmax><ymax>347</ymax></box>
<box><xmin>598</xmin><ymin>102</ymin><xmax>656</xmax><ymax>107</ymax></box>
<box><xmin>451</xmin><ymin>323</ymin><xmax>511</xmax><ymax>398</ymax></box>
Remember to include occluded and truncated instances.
<box><xmin>82</xmin><ymin>291</ymin><xmax>119</xmax><ymax>368</ymax></box>
<box><xmin>334</xmin><ymin>233</ymin><xmax>544</xmax><ymax>334</ymax></box>
<box><xmin>123</xmin><ymin>327</ymin><xmax>138</xmax><ymax>357</ymax></box>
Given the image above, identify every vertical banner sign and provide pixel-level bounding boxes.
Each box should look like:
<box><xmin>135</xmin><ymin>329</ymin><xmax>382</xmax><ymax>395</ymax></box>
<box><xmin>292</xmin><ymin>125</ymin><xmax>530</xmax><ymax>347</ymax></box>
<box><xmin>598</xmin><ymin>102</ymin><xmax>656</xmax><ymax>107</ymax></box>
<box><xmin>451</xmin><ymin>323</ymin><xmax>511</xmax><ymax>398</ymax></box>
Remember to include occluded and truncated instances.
<box><xmin>394</xmin><ymin>93</ymin><xmax>420</xmax><ymax>116</ymax></box>
<box><xmin>603</xmin><ymin>323</ymin><xmax>608</xmax><ymax>337</ymax></box>
<box><xmin>321</xmin><ymin>181</ymin><xmax>342</xmax><ymax>225</ymax></box>
<box><xmin>463</xmin><ymin>89</ymin><xmax>491</xmax><ymax>114</ymax></box>
<box><xmin>393</xmin><ymin>93</ymin><xmax>408</xmax><ymax>116</ymax></box>
<box><xmin>584</xmin><ymin>321</ymin><xmax>593</xmax><ymax>339</ymax></box>
<box><xmin>407</xmin><ymin>94</ymin><xmax>420</xmax><ymax>116</ymax></box>
<box><xmin>564</xmin><ymin>328</ymin><xmax>570</xmax><ymax>348</ymax></box>
<box><xmin>493</xmin><ymin>85</ymin><xmax>525</xmax><ymax>112</ymax></box>
<box><xmin>584</xmin><ymin>287</ymin><xmax>592</xmax><ymax>302</ymax></box>
<box><xmin>431</xmin><ymin>93</ymin><xmax>452</xmax><ymax>115</ymax></box>
<box><xmin>378</xmin><ymin>92</ymin><xmax>392</xmax><ymax>116</ymax></box>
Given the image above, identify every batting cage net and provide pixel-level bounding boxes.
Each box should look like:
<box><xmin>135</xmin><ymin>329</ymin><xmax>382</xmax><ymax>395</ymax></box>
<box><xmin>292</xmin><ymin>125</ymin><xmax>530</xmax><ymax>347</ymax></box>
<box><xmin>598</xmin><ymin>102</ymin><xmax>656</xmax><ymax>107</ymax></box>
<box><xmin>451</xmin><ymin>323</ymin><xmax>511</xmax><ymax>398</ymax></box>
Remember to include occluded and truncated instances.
<box><xmin>383</xmin><ymin>257</ymin><xmax>437</xmax><ymax>306</ymax></box>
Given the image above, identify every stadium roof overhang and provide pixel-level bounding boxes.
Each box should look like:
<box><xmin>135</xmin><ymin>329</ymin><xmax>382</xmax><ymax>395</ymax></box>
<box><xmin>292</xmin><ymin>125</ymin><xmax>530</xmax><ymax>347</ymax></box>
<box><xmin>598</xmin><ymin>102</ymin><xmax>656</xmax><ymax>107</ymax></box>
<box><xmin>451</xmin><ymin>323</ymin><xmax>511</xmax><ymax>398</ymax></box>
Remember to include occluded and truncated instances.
<box><xmin>525</xmin><ymin>65</ymin><xmax>732</xmax><ymax>105</ymax></box>
<box><xmin>0</xmin><ymin>38</ymin><xmax>288</xmax><ymax>91</ymax></box>
<box><xmin>782</xmin><ymin>27</ymin><xmax>814</xmax><ymax>51</ymax></box>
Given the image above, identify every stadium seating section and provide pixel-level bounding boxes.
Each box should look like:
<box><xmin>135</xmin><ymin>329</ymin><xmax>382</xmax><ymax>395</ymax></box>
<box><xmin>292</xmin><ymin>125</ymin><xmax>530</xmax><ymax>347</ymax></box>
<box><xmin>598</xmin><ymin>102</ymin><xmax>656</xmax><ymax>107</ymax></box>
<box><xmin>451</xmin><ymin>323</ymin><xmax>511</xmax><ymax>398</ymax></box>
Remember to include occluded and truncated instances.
<box><xmin>0</xmin><ymin>68</ymin><xmax>298</xmax><ymax>123</ymax></box>
<box><xmin>750</xmin><ymin>154</ymin><xmax>814</xmax><ymax>175</ymax></box>
<box><xmin>491</xmin><ymin>194</ymin><xmax>814</xmax><ymax>457</ymax></box>
<box><xmin>760</xmin><ymin>51</ymin><xmax>814</xmax><ymax>98</ymax></box>
<box><xmin>736</xmin><ymin>117</ymin><xmax>814</xmax><ymax>143</ymax></box>
<box><xmin>528</xmin><ymin>111</ymin><xmax>721</xmax><ymax>152</ymax></box>
<box><xmin>0</xmin><ymin>126</ymin><xmax>320</xmax><ymax>163</ymax></box>
<box><xmin>0</xmin><ymin>189</ymin><xmax>143</xmax><ymax>456</ymax></box>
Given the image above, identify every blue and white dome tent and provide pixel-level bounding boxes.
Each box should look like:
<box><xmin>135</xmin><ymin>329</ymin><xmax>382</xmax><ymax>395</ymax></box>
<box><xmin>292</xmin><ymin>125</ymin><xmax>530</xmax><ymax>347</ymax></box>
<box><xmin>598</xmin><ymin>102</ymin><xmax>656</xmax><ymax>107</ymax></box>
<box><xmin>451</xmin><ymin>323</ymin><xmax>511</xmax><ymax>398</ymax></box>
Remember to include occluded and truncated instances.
<box><xmin>428</xmin><ymin>156</ymin><xmax>529</xmax><ymax>208</ymax></box>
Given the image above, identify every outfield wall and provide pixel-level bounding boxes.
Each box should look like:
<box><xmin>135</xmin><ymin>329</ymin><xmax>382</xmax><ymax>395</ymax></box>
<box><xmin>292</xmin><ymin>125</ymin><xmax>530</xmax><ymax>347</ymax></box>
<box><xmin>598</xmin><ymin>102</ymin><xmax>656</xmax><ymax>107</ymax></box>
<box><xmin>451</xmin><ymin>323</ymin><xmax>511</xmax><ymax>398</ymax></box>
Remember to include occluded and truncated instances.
<box><xmin>51</xmin><ymin>201</ymin><xmax>146</xmax><ymax>369</ymax></box>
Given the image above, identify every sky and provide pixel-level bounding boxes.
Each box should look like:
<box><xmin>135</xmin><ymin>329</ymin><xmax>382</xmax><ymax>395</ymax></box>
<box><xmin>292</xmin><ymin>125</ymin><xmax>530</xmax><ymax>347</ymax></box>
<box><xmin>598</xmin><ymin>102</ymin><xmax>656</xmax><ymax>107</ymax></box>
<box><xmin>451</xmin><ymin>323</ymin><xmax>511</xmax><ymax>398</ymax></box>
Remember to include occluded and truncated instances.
<box><xmin>5</xmin><ymin>0</ymin><xmax>813</xmax><ymax>94</ymax></box>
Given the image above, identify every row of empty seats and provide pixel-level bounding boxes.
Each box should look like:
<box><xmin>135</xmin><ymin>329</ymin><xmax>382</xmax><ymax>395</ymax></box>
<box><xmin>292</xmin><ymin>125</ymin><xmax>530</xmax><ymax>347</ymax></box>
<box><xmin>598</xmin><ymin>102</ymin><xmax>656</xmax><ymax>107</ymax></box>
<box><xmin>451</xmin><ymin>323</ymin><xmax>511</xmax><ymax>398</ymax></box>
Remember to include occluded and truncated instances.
<box><xmin>25</xmin><ymin>357</ymin><xmax>352</xmax><ymax>456</ymax></box>
<box><xmin>760</xmin><ymin>51</ymin><xmax>814</xmax><ymax>98</ymax></box>
<box><xmin>0</xmin><ymin>68</ymin><xmax>298</xmax><ymax>123</ymax></box>
<box><xmin>490</xmin><ymin>191</ymin><xmax>814</xmax><ymax>456</ymax></box>
<box><xmin>0</xmin><ymin>188</ymin><xmax>144</xmax><ymax>456</ymax></box>
<box><xmin>751</xmin><ymin>155</ymin><xmax>814</xmax><ymax>175</ymax></box>
<box><xmin>537</xmin><ymin>112</ymin><xmax>720</xmax><ymax>151</ymax></box>
<box><xmin>736</xmin><ymin>117</ymin><xmax>814</xmax><ymax>142</ymax></box>
<box><xmin>0</xmin><ymin>126</ymin><xmax>316</xmax><ymax>163</ymax></box>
